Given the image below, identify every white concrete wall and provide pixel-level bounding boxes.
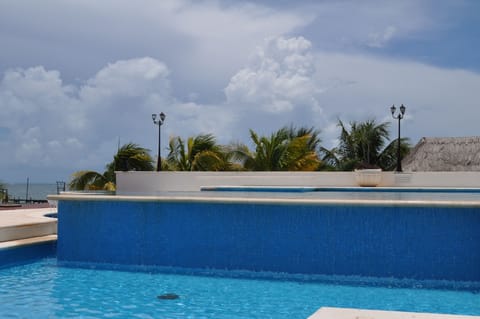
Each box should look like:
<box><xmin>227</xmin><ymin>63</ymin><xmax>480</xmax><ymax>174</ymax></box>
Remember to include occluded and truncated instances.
<box><xmin>116</xmin><ymin>171</ymin><xmax>480</xmax><ymax>195</ymax></box>
<box><xmin>380</xmin><ymin>172</ymin><xmax>480</xmax><ymax>188</ymax></box>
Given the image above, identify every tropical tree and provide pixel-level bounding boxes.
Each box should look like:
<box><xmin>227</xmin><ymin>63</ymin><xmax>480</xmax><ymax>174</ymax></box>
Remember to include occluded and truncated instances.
<box><xmin>166</xmin><ymin>134</ymin><xmax>233</xmax><ymax>171</ymax></box>
<box><xmin>0</xmin><ymin>180</ymin><xmax>6</xmax><ymax>202</ymax></box>
<box><xmin>376</xmin><ymin>137</ymin><xmax>411</xmax><ymax>171</ymax></box>
<box><xmin>230</xmin><ymin>126</ymin><xmax>322</xmax><ymax>171</ymax></box>
<box><xmin>68</xmin><ymin>170</ymin><xmax>114</xmax><ymax>191</ymax></box>
<box><xmin>318</xmin><ymin>146</ymin><xmax>341</xmax><ymax>170</ymax></box>
<box><xmin>321</xmin><ymin>119</ymin><xmax>410</xmax><ymax>170</ymax></box>
<box><xmin>69</xmin><ymin>143</ymin><xmax>154</xmax><ymax>191</ymax></box>
<box><xmin>104</xmin><ymin>143</ymin><xmax>155</xmax><ymax>181</ymax></box>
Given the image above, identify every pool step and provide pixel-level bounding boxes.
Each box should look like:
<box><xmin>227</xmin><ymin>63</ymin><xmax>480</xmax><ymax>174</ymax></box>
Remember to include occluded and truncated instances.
<box><xmin>0</xmin><ymin>234</ymin><xmax>57</xmax><ymax>249</ymax></box>
<box><xmin>0</xmin><ymin>222</ymin><xmax>57</xmax><ymax>242</ymax></box>
<box><xmin>309</xmin><ymin>307</ymin><xmax>480</xmax><ymax>319</ymax></box>
<box><xmin>0</xmin><ymin>208</ymin><xmax>57</xmax><ymax>242</ymax></box>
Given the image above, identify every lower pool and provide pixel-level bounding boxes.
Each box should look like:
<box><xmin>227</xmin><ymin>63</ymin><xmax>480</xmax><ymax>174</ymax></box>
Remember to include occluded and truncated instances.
<box><xmin>1</xmin><ymin>258</ymin><xmax>480</xmax><ymax>318</ymax></box>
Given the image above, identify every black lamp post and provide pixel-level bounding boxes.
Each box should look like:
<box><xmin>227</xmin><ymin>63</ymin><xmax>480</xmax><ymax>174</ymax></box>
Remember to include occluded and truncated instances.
<box><xmin>390</xmin><ymin>104</ymin><xmax>406</xmax><ymax>172</ymax></box>
<box><xmin>152</xmin><ymin>112</ymin><xmax>166</xmax><ymax>171</ymax></box>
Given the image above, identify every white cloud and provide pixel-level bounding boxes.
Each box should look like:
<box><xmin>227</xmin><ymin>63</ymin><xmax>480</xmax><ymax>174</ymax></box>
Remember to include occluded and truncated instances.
<box><xmin>0</xmin><ymin>58</ymin><xmax>170</xmax><ymax>177</ymax></box>
<box><xmin>0</xmin><ymin>67</ymin><xmax>86</xmax><ymax>169</ymax></box>
<box><xmin>169</xmin><ymin>102</ymin><xmax>236</xmax><ymax>142</ymax></box>
<box><xmin>313</xmin><ymin>52</ymin><xmax>480</xmax><ymax>147</ymax></box>
<box><xmin>0</xmin><ymin>57</ymin><xmax>237</xmax><ymax>180</ymax></box>
<box><xmin>0</xmin><ymin>0</ymin><xmax>311</xmax><ymax>105</ymax></box>
<box><xmin>225</xmin><ymin>36</ymin><xmax>323</xmax><ymax>113</ymax></box>
<box><xmin>367</xmin><ymin>26</ymin><xmax>397</xmax><ymax>48</ymax></box>
<box><xmin>83</xmin><ymin>57</ymin><xmax>171</xmax><ymax>99</ymax></box>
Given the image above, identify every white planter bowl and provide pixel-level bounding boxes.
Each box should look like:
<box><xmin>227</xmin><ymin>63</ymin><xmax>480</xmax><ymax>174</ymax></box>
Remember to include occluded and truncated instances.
<box><xmin>354</xmin><ymin>169</ymin><xmax>382</xmax><ymax>187</ymax></box>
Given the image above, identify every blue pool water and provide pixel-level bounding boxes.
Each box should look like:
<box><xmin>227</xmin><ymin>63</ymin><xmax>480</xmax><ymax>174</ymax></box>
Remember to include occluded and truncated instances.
<box><xmin>43</xmin><ymin>191</ymin><xmax>480</xmax><ymax>318</ymax></box>
<box><xmin>1</xmin><ymin>258</ymin><xmax>480</xmax><ymax>318</ymax></box>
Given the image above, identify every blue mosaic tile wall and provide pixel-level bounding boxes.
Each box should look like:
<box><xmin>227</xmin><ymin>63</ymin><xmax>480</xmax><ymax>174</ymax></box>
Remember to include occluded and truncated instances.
<box><xmin>57</xmin><ymin>200</ymin><xmax>480</xmax><ymax>281</ymax></box>
<box><xmin>0</xmin><ymin>241</ymin><xmax>56</xmax><ymax>268</ymax></box>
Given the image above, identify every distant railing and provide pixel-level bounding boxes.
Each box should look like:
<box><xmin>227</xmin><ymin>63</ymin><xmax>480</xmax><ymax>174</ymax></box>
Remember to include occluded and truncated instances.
<box><xmin>2</xmin><ymin>197</ymin><xmax>48</xmax><ymax>204</ymax></box>
<box><xmin>56</xmin><ymin>181</ymin><xmax>66</xmax><ymax>194</ymax></box>
<box><xmin>1</xmin><ymin>187</ymin><xmax>49</xmax><ymax>205</ymax></box>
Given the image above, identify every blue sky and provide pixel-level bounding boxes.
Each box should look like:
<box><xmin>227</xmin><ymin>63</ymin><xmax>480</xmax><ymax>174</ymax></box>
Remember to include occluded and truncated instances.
<box><xmin>0</xmin><ymin>0</ymin><xmax>479</xmax><ymax>182</ymax></box>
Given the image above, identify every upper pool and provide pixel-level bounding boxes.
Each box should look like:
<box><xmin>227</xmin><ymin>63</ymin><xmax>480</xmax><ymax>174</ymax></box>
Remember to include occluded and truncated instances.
<box><xmin>199</xmin><ymin>186</ymin><xmax>480</xmax><ymax>202</ymax></box>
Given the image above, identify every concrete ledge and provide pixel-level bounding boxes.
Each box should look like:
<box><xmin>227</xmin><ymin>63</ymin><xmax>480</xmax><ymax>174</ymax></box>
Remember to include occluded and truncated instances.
<box><xmin>0</xmin><ymin>223</ymin><xmax>57</xmax><ymax>242</ymax></box>
<box><xmin>0</xmin><ymin>234</ymin><xmax>57</xmax><ymax>249</ymax></box>
<box><xmin>0</xmin><ymin>208</ymin><xmax>57</xmax><ymax>242</ymax></box>
<box><xmin>116</xmin><ymin>171</ymin><xmax>480</xmax><ymax>194</ymax></box>
<box><xmin>309</xmin><ymin>307</ymin><xmax>480</xmax><ymax>319</ymax></box>
<box><xmin>48</xmin><ymin>193</ymin><xmax>480</xmax><ymax>208</ymax></box>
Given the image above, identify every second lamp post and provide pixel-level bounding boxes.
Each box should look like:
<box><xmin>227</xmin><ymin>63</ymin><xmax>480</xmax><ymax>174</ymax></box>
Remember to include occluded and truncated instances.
<box><xmin>390</xmin><ymin>104</ymin><xmax>406</xmax><ymax>172</ymax></box>
<box><xmin>152</xmin><ymin>112</ymin><xmax>166</xmax><ymax>171</ymax></box>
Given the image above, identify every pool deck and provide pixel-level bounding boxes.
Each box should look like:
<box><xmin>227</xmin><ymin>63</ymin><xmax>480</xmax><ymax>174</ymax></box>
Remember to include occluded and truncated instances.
<box><xmin>0</xmin><ymin>207</ymin><xmax>57</xmax><ymax>246</ymax></box>
<box><xmin>309</xmin><ymin>307</ymin><xmax>480</xmax><ymax>319</ymax></box>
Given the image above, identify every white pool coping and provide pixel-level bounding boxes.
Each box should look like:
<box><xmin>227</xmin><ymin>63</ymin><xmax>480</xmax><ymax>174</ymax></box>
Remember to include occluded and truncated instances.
<box><xmin>0</xmin><ymin>234</ymin><xmax>57</xmax><ymax>249</ymax></box>
<box><xmin>309</xmin><ymin>307</ymin><xmax>480</xmax><ymax>319</ymax></box>
<box><xmin>47</xmin><ymin>193</ymin><xmax>480</xmax><ymax>208</ymax></box>
<box><xmin>0</xmin><ymin>208</ymin><xmax>57</xmax><ymax>242</ymax></box>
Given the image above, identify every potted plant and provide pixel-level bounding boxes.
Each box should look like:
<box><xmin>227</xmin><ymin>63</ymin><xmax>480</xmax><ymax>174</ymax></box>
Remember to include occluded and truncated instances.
<box><xmin>354</xmin><ymin>163</ymin><xmax>382</xmax><ymax>187</ymax></box>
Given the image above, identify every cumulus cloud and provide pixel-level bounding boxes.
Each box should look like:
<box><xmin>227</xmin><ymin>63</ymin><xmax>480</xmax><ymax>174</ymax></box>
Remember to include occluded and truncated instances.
<box><xmin>0</xmin><ymin>57</ymin><xmax>235</xmax><ymax>180</ymax></box>
<box><xmin>0</xmin><ymin>58</ymin><xmax>163</xmax><ymax>179</ymax></box>
<box><xmin>0</xmin><ymin>66</ymin><xmax>83</xmax><ymax>166</ymax></box>
<box><xmin>226</xmin><ymin>36</ymin><xmax>320</xmax><ymax>112</ymax></box>
<box><xmin>0</xmin><ymin>0</ymin><xmax>310</xmax><ymax>104</ymax></box>
<box><xmin>223</xmin><ymin>36</ymin><xmax>327</xmax><ymax>142</ymax></box>
<box><xmin>82</xmin><ymin>58</ymin><xmax>171</xmax><ymax>99</ymax></box>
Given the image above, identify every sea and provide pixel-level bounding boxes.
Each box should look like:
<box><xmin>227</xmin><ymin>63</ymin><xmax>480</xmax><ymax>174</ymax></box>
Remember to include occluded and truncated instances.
<box><xmin>2</xmin><ymin>183</ymin><xmax>64</xmax><ymax>201</ymax></box>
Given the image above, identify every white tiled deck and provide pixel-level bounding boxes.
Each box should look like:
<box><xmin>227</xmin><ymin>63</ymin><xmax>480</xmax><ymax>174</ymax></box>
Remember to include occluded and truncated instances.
<box><xmin>0</xmin><ymin>208</ymin><xmax>57</xmax><ymax>243</ymax></box>
<box><xmin>309</xmin><ymin>307</ymin><xmax>480</xmax><ymax>319</ymax></box>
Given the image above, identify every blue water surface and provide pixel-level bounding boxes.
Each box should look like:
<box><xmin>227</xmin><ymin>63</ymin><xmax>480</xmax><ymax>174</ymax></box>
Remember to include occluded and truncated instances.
<box><xmin>1</xmin><ymin>259</ymin><xmax>480</xmax><ymax>318</ymax></box>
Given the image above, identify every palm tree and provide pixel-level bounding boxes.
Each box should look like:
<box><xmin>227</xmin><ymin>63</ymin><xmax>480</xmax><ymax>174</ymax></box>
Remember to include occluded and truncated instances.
<box><xmin>166</xmin><ymin>134</ymin><xmax>232</xmax><ymax>171</ymax></box>
<box><xmin>377</xmin><ymin>137</ymin><xmax>411</xmax><ymax>171</ymax></box>
<box><xmin>0</xmin><ymin>180</ymin><xmax>6</xmax><ymax>202</ymax></box>
<box><xmin>319</xmin><ymin>146</ymin><xmax>341</xmax><ymax>170</ymax></box>
<box><xmin>68</xmin><ymin>170</ymin><xmax>114</xmax><ymax>191</ymax></box>
<box><xmin>230</xmin><ymin>126</ymin><xmax>322</xmax><ymax>171</ymax></box>
<box><xmin>104</xmin><ymin>143</ymin><xmax>155</xmax><ymax>181</ymax></box>
<box><xmin>327</xmin><ymin>119</ymin><xmax>410</xmax><ymax>170</ymax></box>
<box><xmin>69</xmin><ymin>143</ymin><xmax>154</xmax><ymax>191</ymax></box>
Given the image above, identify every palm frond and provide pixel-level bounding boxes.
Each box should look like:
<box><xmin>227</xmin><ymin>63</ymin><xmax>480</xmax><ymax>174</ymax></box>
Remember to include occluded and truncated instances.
<box><xmin>68</xmin><ymin>170</ymin><xmax>108</xmax><ymax>191</ymax></box>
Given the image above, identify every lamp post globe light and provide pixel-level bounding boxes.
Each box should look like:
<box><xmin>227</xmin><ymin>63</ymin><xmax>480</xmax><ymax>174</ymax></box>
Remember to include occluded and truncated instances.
<box><xmin>152</xmin><ymin>112</ymin><xmax>166</xmax><ymax>171</ymax></box>
<box><xmin>390</xmin><ymin>104</ymin><xmax>406</xmax><ymax>172</ymax></box>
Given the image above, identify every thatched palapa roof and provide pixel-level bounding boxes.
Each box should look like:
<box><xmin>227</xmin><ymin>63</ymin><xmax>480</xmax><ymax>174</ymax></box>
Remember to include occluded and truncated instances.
<box><xmin>402</xmin><ymin>137</ymin><xmax>480</xmax><ymax>172</ymax></box>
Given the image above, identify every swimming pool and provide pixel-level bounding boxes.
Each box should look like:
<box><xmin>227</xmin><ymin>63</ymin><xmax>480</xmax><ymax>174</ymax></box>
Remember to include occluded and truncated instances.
<box><xmin>1</xmin><ymin>255</ymin><xmax>480</xmax><ymax>318</ymax></box>
<box><xmin>23</xmin><ymin>190</ymin><xmax>479</xmax><ymax>317</ymax></box>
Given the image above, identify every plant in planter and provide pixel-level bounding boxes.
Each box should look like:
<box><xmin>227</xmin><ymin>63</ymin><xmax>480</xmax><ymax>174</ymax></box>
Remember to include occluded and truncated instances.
<box><xmin>354</xmin><ymin>162</ymin><xmax>382</xmax><ymax>187</ymax></box>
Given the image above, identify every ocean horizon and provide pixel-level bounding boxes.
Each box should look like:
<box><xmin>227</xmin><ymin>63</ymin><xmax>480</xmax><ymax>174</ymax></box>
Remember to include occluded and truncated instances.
<box><xmin>3</xmin><ymin>183</ymin><xmax>64</xmax><ymax>201</ymax></box>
